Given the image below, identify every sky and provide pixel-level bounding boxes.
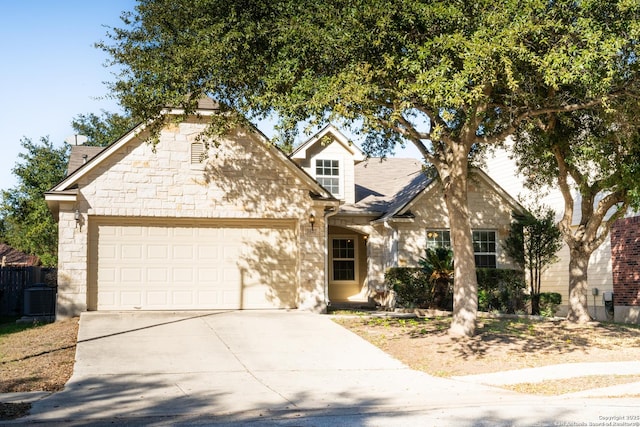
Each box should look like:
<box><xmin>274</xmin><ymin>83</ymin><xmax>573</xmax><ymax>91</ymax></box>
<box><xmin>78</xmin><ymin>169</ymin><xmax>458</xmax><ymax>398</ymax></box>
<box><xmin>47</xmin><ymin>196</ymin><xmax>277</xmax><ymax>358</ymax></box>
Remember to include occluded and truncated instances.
<box><xmin>0</xmin><ymin>1</ymin><xmax>136</xmax><ymax>192</ymax></box>
<box><xmin>0</xmin><ymin>1</ymin><xmax>421</xmax><ymax>194</ymax></box>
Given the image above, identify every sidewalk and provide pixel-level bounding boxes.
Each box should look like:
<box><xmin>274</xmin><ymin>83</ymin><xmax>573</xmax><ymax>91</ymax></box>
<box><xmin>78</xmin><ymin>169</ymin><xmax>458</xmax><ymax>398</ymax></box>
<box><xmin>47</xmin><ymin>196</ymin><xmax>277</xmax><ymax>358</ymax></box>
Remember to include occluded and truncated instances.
<box><xmin>453</xmin><ymin>361</ymin><xmax>640</xmax><ymax>398</ymax></box>
<box><xmin>3</xmin><ymin>361</ymin><xmax>638</xmax><ymax>407</ymax></box>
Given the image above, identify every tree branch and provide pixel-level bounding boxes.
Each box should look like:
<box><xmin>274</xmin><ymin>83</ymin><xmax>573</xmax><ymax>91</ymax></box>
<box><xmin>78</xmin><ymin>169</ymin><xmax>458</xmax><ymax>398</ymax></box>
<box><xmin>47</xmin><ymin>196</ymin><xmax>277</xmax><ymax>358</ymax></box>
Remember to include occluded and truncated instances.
<box><xmin>553</xmin><ymin>145</ymin><xmax>576</xmax><ymax>244</ymax></box>
<box><xmin>584</xmin><ymin>191</ymin><xmax>627</xmax><ymax>252</ymax></box>
<box><xmin>513</xmin><ymin>93</ymin><xmax>626</xmax><ymax>128</ymax></box>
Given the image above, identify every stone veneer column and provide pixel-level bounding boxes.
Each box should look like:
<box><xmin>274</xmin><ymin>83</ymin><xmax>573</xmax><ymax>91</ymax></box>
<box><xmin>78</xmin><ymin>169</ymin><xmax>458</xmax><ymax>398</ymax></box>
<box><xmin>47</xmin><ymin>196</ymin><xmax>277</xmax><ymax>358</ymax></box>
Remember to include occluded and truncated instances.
<box><xmin>297</xmin><ymin>206</ymin><xmax>327</xmax><ymax>312</ymax></box>
<box><xmin>56</xmin><ymin>204</ymin><xmax>88</xmax><ymax>318</ymax></box>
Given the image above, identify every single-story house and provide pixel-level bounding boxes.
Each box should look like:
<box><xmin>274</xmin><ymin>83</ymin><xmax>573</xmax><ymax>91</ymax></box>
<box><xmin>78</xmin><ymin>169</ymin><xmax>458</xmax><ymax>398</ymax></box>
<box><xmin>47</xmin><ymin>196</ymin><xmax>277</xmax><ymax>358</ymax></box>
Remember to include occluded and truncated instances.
<box><xmin>46</xmin><ymin>101</ymin><xmax>523</xmax><ymax>317</ymax></box>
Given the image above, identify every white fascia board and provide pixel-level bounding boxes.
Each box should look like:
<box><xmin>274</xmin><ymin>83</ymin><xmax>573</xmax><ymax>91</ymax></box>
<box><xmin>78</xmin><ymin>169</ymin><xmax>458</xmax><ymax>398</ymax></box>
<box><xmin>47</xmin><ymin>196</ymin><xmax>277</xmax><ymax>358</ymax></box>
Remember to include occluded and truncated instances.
<box><xmin>51</xmin><ymin>122</ymin><xmax>148</xmax><ymax>192</ymax></box>
<box><xmin>44</xmin><ymin>192</ymin><xmax>77</xmax><ymax>202</ymax></box>
<box><xmin>161</xmin><ymin>108</ymin><xmax>219</xmax><ymax>116</ymax></box>
<box><xmin>51</xmin><ymin>107</ymin><xmax>217</xmax><ymax>192</ymax></box>
<box><xmin>291</xmin><ymin>124</ymin><xmax>366</xmax><ymax>161</ymax></box>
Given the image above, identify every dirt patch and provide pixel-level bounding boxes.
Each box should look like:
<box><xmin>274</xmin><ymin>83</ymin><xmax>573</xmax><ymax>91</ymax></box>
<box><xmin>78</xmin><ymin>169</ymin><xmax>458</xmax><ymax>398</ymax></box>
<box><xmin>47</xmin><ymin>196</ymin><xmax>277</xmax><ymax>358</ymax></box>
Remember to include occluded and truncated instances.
<box><xmin>0</xmin><ymin>318</ymin><xmax>79</xmax><ymax>393</ymax></box>
<box><xmin>505</xmin><ymin>375</ymin><xmax>640</xmax><ymax>396</ymax></box>
<box><xmin>334</xmin><ymin>315</ymin><xmax>640</xmax><ymax>394</ymax></box>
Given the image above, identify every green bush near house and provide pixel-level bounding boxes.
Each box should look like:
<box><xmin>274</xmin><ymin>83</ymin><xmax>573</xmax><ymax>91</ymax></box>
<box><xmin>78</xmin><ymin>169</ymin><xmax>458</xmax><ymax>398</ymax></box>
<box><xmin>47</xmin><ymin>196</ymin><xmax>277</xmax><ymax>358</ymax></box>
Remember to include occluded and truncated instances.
<box><xmin>385</xmin><ymin>265</ymin><xmax>526</xmax><ymax>314</ymax></box>
<box><xmin>539</xmin><ymin>292</ymin><xmax>562</xmax><ymax>317</ymax></box>
<box><xmin>385</xmin><ymin>267</ymin><xmax>430</xmax><ymax>308</ymax></box>
<box><xmin>477</xmin><ymin>268</ymin><xmax>527</xmax><ymax>314</ymax></box>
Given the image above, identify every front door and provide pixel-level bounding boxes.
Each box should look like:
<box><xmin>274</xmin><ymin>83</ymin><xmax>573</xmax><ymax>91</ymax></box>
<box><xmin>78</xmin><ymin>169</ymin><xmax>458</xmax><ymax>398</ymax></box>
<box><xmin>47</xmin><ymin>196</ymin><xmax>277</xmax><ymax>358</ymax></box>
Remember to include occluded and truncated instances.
<box><xmin>328</xmin><ymin>235</ymin><xmax>361</xmax><ymax>301</ymax></box>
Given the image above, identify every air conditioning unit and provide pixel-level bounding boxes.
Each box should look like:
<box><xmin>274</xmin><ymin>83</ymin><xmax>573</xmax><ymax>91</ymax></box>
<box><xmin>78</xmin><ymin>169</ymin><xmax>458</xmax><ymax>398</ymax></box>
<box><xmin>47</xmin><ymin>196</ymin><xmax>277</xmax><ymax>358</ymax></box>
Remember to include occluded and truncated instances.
<box><xmin>24</xmin><ymin>284</ymin><xmax>56</xmax><ymax>317</ymax></box>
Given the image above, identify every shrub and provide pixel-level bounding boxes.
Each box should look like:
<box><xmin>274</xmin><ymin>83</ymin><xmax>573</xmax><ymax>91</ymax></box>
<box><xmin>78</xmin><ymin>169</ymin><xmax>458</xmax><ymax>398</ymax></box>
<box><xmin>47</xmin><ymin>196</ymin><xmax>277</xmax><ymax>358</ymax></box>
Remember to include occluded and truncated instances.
<box><xmin>476</xmin><ymin>268</ymin><xmax>527</xmax><ymax>314</ymax></box>
<box><xmin>539</xmin><ymin>292</ymin><xmax>562</xmax><ymax>317</ymax></box>
<box><xmin>385</xmin><ymin>266</ymin><xmax>526</xmax><ymax>313</ymax></box>
<box><xmin>384</xmin><ymin>267</ymin><xmax>430</xmax><ymax>308</ymax></box>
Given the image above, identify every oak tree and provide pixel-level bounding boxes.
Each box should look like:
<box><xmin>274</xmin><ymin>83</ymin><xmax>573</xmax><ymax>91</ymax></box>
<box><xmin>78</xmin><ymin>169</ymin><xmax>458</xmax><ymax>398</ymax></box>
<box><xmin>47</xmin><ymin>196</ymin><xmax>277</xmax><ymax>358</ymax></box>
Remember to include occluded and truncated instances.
<box><xmin>101</xmin><ymin>0</ymin><xmax>639</xmax><ymax>335</ymax></box>
<box><xmin>0</xmin><ymin>138</ymin><xmax>69</xmax><ymax>266</ymax></box>
<box><xmin>71</xmin><ymin>111</ymin><xmax>137</xmax><ymax>147</ymax></box>
<box><xmin>513</xmin><ymin>104</ymin><xmax>640</xmax><ymax>322</ymax></box>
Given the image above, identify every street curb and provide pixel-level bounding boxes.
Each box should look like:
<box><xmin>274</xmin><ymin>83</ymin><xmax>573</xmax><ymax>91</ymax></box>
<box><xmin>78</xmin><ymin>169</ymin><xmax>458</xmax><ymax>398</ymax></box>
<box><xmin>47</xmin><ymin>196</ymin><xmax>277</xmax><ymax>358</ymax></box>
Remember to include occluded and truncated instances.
<box><xmin>0</xmin><ymin>391</ymin><xmax>51</xmax><ymax>404</ymax></box>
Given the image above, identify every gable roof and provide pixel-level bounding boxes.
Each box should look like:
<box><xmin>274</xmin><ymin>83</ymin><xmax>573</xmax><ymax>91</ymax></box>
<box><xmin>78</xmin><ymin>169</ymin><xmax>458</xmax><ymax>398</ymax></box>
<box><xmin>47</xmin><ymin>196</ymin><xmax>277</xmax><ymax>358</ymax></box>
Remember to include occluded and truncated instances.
<box><xmin>344</xmin><ymin>158</ymin><xmax>429</xmax><ymax>215</ymax></box>
<box><xmin>343</xmin><ymin>158</ymin><xmax>525</xmax><ymax>221</ymax></box>
<box><xmin>290</xmin><ymin>124</ymin><xmax>366</xmax><ymax>162</ymax></box>
<box><xmin>46</xmin><ymin>104</ymin><xmax>335</xmax><ymax>203</ymax></box>
<box><xmin>355</xmin><ymin>158</ymin><xmax>426</xmax><ymax>202</ymax></box>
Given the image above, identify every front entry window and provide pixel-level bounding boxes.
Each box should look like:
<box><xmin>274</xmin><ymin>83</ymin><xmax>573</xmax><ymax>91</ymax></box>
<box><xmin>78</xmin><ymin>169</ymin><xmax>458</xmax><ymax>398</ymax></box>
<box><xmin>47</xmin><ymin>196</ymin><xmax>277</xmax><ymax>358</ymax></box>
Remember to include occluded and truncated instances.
<box><xmin>332</xmin><ymin>238</ymin><xmax>355</xmax><ymax>281</ymax></box>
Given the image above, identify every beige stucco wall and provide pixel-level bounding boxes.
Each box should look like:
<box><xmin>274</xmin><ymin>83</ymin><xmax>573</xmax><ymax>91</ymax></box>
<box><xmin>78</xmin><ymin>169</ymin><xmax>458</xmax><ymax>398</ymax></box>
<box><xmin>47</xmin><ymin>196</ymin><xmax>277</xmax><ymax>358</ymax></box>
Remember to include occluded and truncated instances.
<box><xmin>56</xmin><ymin>119</ymin><xmax>333</xmax><ymax>317</ymax></box>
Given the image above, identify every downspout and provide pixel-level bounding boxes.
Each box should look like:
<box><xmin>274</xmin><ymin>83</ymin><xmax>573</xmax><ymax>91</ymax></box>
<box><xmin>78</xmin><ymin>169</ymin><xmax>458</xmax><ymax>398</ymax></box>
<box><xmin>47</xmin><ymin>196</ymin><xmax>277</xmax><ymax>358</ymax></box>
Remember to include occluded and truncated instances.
<box><xmin>384</xmin><ymin>220</ymin><xmax>399</xmax><ymax>268</ymax></box>
<box><xmin>324</xmin><ymin>207</ymin><xmax>339</xmax><ymax>309</ymax></box>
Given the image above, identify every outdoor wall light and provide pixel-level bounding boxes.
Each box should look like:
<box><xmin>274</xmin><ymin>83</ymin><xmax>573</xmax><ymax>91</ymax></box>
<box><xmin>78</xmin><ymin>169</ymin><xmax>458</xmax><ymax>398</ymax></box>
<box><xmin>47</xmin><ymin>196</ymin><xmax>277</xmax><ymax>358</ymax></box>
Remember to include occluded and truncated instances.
<box><xmin>309</xmin><ymin>213</ymin><xmax>316</xmax><ymax>231</ymax></box>
<box><xmin>74</xmin><ymin>209</ymin><xmax>81</xmax><ymax>227</ymax></box>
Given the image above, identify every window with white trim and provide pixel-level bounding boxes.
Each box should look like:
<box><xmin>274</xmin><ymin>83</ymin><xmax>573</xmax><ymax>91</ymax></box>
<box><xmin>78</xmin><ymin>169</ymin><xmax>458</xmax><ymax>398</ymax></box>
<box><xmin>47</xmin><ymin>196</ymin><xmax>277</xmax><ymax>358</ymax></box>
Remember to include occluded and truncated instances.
<box><xmin>426</xmin><ymin>230</ymin><xmax>451</xmax><ymax>250</ymax></box>
<box><xmin>331</xmin><ymin>237</ymin><xmax>356</xmax><ymax>281</ymax></box>
<box><xmin>316</xmin><ymin>159</ymin><xmax>340</xmax><ymax>196</ymax></box>
<box><xmin>473</xmin><ymin>230</ymin><xmax>497</xmax><ymax>268</ymax></box>
<box><xmin>425</xmin><ymin>229</ymin><xmax>497</xmax><ymax>268</ymax></box>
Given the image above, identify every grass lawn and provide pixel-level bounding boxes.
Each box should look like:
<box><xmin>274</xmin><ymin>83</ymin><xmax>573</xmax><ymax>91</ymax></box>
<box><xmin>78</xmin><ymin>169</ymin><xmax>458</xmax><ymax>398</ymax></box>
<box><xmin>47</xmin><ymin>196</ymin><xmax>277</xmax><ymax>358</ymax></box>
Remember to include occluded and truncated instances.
<box><xmin>0</xmin><ymin>317</ymin><xmax>78</xmax><ymax>420</ymax></box>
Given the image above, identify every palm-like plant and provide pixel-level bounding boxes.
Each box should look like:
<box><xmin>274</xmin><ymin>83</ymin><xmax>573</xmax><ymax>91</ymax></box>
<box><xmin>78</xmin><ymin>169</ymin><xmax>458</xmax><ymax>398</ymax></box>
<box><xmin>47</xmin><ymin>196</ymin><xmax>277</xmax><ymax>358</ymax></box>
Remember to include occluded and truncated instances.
<box><xmin>419</xmin><ymin>247</ymin><xmax>454</xmax><ymax>310</ymax></box>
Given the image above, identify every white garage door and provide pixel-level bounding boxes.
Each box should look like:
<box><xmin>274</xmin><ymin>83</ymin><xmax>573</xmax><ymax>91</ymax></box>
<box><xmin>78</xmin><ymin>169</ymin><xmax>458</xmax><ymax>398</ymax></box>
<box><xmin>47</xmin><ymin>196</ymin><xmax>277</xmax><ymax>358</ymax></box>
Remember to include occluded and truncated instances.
<box><xmin>88</xmin><ymin>219</ymin><xmax>298</xmax><ymax>310</ymax></box>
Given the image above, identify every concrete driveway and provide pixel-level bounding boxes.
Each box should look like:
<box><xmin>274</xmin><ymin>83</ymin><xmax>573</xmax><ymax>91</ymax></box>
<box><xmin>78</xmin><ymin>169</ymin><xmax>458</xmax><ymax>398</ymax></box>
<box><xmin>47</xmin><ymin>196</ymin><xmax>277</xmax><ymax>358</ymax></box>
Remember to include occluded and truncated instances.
<box><xmin>21</xmin><ymin>311</ymin><xmax>640</xmax><ymax>425</ymax></box>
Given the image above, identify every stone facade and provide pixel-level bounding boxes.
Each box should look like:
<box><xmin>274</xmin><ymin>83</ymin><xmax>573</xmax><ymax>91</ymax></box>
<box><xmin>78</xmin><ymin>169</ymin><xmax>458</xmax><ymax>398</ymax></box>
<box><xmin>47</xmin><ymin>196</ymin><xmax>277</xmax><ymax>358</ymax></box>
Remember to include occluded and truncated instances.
<box><xmin>54</xmin><ymin>118</ymin><xmax>336</xmax><ymax>317</ymax></box>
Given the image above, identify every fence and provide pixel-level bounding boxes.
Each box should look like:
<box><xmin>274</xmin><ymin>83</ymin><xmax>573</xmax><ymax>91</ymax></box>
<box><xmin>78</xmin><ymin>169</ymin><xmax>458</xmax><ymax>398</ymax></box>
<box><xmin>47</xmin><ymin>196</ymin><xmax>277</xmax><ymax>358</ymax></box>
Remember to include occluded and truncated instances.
<box><xmin>0</xmin><ymin>267</ymin><xmax>57</xmax><ymax>317</ymax></box>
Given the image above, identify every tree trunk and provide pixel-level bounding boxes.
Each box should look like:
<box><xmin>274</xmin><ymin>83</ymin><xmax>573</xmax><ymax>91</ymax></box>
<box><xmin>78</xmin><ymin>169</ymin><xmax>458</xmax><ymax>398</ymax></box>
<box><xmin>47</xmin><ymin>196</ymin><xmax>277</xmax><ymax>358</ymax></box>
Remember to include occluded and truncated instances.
<box><xmin>567</xmin><ymin>248</ymin><xmax>592</xmax><ymax>322</ymax></box>
<box><xmin>530</xmin><ymin>294</ymin><xmax>540</xmax><ymax>315</ymax></box>
<box><xmin>443</xmin><ymin>171</ymin><xmax>478</xmax><ymax>337</ymax></box>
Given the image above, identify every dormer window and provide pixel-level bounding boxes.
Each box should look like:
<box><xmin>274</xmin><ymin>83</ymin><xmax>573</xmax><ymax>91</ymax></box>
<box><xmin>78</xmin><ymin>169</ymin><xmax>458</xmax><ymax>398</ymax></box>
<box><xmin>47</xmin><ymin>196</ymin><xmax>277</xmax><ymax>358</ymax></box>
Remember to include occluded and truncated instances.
<box><xmin>316</xmin><ymin>159</ymin><xmax>340</xmax><ymax>197</ymax></box>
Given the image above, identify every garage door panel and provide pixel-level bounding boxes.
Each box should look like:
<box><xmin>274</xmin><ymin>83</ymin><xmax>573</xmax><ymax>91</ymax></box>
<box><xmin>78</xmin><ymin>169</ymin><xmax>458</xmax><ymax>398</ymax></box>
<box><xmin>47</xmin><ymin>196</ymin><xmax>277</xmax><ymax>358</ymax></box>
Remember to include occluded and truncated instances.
<box><xmin>197</xmin><ymin>246</ymin><xmax>218</xmax><ymax>259</ymax></box>
<box><xmin>147</xmin><ymin>268</ymin><xmax>168</xmax><ymax>282</ymax></box>
<box><xmin>92</xmin><ymin>219</ymin><xmax>298</xmax><ymax>310</ymax></box>
<box><xmin>148</xmin><ymin>227</ymin><xmax>169</xmax><ymax>237</ymax></box>
<box><xmin>121</xmin><ymin>226</ymin><xmax>144</xmax><ymax>237</ymax></box>
<box><xmin>147</xmin><ymin>245</ymin><xmax>168</xmax><ymax>259</ymax></box>
<box><xmin>172</xmin><ymin>245</ymin><xmax>193</xmax><ymax>259</ymax></box>
<box><xmin>147</xmin><ymin>291</ymin><xmax>168</xmax><ymax>306</ymax></box>
<box><xmin>171</xmin><ymin>291</ymin><xmax>193</xmax><ymax>306</ymax></box>
<box><xmin>122</xmin><ymin>245</ymin><xmax>143</xmax><ymax>259</ymax></box>
<box><xmin>120</xmin><ymin>291</ymin><xmax>142</xmax><ymax>306</ymax></box>
<box><xmin>173</xmin><ymin>268</ymin><xmax>194</xmax><ymax>282</ymax></box>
